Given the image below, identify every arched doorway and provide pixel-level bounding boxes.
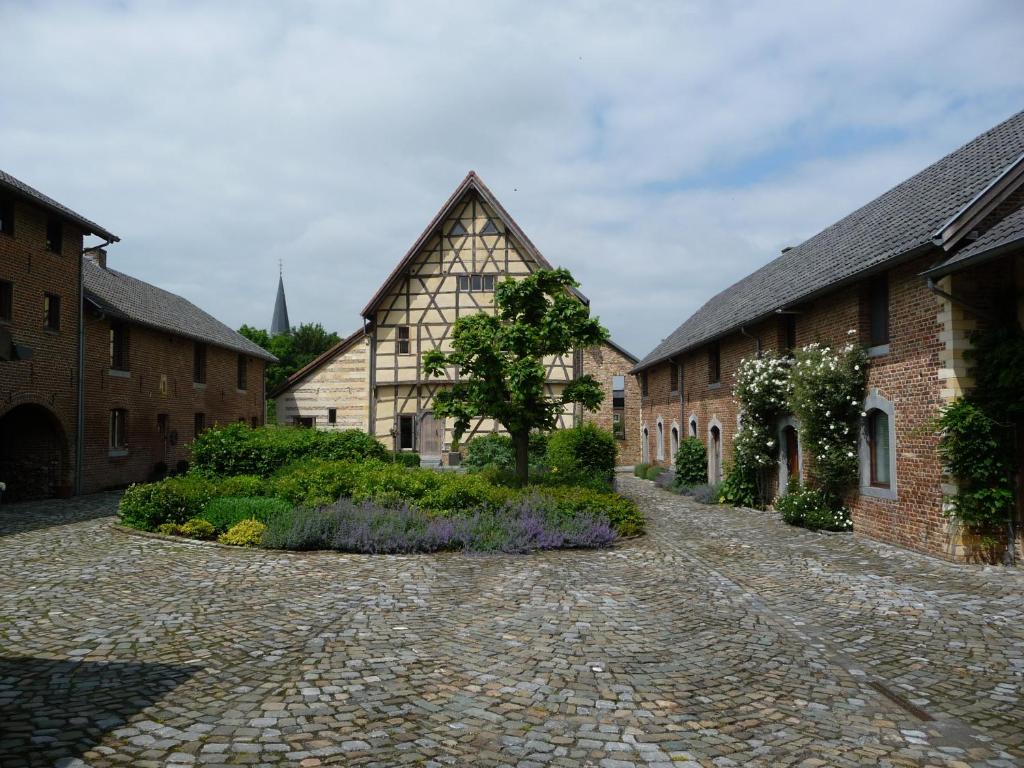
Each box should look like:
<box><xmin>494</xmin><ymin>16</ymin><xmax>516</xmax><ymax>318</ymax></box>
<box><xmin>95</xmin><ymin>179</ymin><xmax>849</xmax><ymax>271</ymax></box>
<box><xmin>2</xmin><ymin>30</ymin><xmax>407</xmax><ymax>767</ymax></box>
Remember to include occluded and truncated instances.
<box><xmin>708</xmin><ymin>424</ymin><xmax>722</xmax><ymax>484</ymax></box>
<box><xmin>0</xmin><ymin>404</ymin><xmax>69</xmax><ymax>501</ymax></box>
<box><xmin>783</xmin><ymin>425</ymin><xmax>799</xmax><ymax>488</ymax></box>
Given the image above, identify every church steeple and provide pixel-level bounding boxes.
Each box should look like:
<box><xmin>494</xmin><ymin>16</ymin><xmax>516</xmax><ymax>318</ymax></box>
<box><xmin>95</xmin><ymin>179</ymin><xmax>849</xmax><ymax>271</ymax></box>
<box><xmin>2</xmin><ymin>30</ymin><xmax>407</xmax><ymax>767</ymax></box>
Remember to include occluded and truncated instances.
<box><xmin>271</xmin><ymin>261</ymin><xmax>290</xmax><ymax>336</ymax></box>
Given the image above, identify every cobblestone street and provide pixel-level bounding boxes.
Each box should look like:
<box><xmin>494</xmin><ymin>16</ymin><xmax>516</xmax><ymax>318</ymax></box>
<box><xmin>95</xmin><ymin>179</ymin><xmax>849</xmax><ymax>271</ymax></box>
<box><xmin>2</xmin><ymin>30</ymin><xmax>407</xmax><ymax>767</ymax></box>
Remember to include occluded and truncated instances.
<box><xmin>1</xmin><ymin>477</ymin><xmax>1022</xmax><ymax>767</ymax></box>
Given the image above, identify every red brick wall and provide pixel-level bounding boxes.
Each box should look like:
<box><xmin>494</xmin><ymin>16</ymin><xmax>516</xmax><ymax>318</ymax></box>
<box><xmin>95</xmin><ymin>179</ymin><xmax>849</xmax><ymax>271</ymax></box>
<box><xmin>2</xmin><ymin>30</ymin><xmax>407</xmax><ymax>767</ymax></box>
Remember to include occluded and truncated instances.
<box><xmin>637</xmin><ymin>253</ymin><xmax>997</xmax><ymax>560</ymax></box>
<box><xmin>0</xmin><ymin>197</ymin><xmax>83</xmax><ymax>498</ymax></box>
<box><xmin>581</xmin><ymin>342</ymin><xmax>642</xmax><ymax>466</ymax></box>
<box><xmin>82</xmin><ymin>311</ymin><xmax>267</xmax><ymax>492</ymax></box>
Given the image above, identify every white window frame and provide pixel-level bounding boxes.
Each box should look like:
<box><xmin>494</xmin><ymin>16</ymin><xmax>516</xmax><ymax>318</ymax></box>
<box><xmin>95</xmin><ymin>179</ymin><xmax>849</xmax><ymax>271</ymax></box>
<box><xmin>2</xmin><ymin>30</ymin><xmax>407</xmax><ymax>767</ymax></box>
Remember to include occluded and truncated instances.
<box><xmin>707</xmin><ymin>416</ymin><xmax>723</xmax><ymax>484</ymax></box>
<box><xmin>641</xmin><ymin>424</ymin><xmax>650</xmax><ymax>464</ymax></box>
<box><xmin>688</xmin><ymin>412</ymin><xmax>698</xmax><ymax>438</ymax></box>
<box><xmin>656</xmin><ymin>417</ymin><xmax>665</xmax><ymax>461</ymax></box>
<box><xmin>777</xmin><ymin>415</ymin><xmax>803</xmax><ymax>493</ymax></box>
<box><xmin>670</xmin><ymin>421</ymin><xmax>680</xmax><ymax>459</ymax></box>
<box><xmin>859</xmin><ymin>389</ymin><xmax>898</xmax><ymax>500</ymax></box>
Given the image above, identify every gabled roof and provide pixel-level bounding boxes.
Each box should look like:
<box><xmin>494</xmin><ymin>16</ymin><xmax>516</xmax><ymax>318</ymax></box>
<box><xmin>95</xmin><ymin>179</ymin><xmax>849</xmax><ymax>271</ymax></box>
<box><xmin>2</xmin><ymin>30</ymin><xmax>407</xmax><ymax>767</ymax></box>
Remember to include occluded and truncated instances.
<box><xmin>268</xmin><ymin>327</ymin><xmax>365</xmax><ymax>398</ymax></box>
<box><xmin>83</xmin><ymin>258</ymin><xmax>277</xmax><ymax>362</ymax></box>
<box><xmin>0</xmin><ymin>169</ymin><xmax>119</xmax><ymax>242</ymax></box>
<box><xmin>361</xmin><ymin>171</ymin><xmax>587</xmax><ymax>317</ymax></box>
<box><xmin>634</xmin><ymin>109</ymin><xmax>1024</xmax><ymax>372</ymax></box>
<box><xmin>603</xmin><ymin>338</ymin><xmax>639</xmax><ymax>364</ymax></box>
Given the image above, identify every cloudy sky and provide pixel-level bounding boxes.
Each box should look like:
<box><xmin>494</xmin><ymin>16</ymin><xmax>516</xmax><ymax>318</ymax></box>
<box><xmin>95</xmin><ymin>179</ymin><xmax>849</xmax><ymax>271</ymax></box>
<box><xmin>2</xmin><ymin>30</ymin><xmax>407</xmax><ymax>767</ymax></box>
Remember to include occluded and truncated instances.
<box><xmin>3</xmin><ymin>1</ymin><xmax>1023</xmax><ymax>357</ymax></box>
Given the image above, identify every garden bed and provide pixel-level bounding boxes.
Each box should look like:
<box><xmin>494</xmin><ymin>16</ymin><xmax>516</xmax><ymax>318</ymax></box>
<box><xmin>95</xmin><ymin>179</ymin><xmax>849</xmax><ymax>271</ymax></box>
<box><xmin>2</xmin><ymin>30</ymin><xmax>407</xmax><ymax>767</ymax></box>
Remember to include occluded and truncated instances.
<box><xmin>117</xmin><ymin>425</ymin><xmax>643</xmax><ymax>554</ymax></box>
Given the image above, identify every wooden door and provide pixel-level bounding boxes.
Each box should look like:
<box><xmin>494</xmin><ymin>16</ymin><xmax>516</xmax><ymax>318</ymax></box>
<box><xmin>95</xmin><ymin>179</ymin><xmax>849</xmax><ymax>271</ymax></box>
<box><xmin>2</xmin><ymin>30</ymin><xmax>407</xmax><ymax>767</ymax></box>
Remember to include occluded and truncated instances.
<box><xmin>419</xmin><ymin>412</ymin><xmax>442</xmax><ymax>456</ymax></box>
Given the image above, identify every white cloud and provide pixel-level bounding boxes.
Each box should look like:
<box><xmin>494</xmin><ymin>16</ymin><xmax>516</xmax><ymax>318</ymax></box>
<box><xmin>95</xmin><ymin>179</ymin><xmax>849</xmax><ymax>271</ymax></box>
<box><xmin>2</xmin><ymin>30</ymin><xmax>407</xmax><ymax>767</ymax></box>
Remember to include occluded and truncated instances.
<box><xmin>2</xmin><ymin>0</ymin><xmax>1022</xmax><ymax>356</ymax></box>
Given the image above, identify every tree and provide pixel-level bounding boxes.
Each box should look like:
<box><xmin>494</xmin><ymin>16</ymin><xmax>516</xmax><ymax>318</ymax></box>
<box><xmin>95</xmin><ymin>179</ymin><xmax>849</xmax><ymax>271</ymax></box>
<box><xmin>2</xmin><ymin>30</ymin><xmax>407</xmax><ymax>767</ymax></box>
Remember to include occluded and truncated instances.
<box><xmin>422</xmin><ymin>268</ymin><xmax>608</xmax><ymax>483</ymax></box>
<box><xmin>239</xmin><ymin>322</ymin><xmax>340</xmax><ymax>395</ymax></box>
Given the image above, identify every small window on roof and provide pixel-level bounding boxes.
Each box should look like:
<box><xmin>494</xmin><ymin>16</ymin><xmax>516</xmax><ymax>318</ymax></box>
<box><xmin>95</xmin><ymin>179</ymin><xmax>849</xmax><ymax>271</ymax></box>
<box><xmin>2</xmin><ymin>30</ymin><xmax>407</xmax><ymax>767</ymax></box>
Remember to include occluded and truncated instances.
<box><xmin>448</xmin><ymin>221</ymin><xmax>467</xmax><ymax>237</ymax></box>
<box><xmin>480</xmin><ymin>219</ymin><xmax>500</xmax><ymax>235</ymax></box>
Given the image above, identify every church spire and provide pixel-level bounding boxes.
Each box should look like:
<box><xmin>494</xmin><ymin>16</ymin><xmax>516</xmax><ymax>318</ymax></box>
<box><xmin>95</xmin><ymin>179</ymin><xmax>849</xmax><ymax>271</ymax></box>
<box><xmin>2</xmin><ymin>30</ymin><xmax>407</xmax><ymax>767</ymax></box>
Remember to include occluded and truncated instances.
<box><xmin>271</xmin><ymin>261</ymin><xmax>290</xmax><ymax>336</ymax></box>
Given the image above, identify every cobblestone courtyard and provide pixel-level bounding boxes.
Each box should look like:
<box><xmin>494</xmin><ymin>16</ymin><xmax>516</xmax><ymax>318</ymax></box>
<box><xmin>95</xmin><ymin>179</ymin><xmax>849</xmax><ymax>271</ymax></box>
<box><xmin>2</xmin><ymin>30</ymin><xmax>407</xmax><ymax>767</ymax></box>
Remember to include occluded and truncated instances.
<box><xmin>1</xmin><ymin>476</ymin><xmax>1022</xmax><ymax>767</ymax></box>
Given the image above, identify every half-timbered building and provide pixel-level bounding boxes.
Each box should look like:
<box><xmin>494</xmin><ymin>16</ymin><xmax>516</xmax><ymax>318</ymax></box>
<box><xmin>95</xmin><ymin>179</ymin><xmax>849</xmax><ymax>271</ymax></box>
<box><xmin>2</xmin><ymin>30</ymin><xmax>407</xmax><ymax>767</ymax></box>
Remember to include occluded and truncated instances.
<box><xmin>272</xmin><ymin>172</ymin><xmax>639</xmax><ymax>465</ymax></box>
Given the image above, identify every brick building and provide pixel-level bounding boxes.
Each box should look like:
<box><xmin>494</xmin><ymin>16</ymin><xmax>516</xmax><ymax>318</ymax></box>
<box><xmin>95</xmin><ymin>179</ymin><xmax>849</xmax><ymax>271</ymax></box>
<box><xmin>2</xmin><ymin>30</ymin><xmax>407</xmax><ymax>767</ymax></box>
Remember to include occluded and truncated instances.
<box><xmin>631</xmin><ymin>110</ymin><xmax>1024</xmax><ymax>561</ymax></box>
<box><xmin>0</xmin><ymin>171</ymin><xmax>119</xmax><ymax>500</ymax></box>
<box><xmin>81</xmin><ymin>252</ymin><xmax>275</xmax><ymax>492</ymax></box>
<box><xmin>0</xmin><ymin>168</ymin><xmax>275</xmax><ymax>500</ymax></box>
<box><xmin>273</xmin><ymin>172</ymin><xmax>638</xmax><ymax>464</ymax></box>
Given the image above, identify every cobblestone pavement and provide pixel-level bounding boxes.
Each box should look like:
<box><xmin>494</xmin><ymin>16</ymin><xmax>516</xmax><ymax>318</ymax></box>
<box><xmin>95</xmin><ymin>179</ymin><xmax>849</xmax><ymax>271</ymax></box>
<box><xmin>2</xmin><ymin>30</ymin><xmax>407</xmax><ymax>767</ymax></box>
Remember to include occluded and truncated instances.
<box><xmin>1</xmin><ymin>478</ymin><xmax>1022</xmax><ymax>768</ymax></box>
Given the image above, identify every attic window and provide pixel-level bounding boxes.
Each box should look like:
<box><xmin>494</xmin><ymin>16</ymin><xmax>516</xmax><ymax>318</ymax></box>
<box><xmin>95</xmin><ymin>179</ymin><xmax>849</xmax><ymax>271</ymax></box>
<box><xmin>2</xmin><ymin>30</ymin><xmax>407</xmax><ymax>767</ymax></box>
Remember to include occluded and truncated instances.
<box><xmin>0</xmin><ymin>198</ymin><xmax>13</xmax><ymax>236</ymax></box>
<box><xmin>46</xmin><ymin>218</ymin><xmax>63</xmax><ymax>254</ymax></box>
<box><xmin>458</xmin><ymin>274</ymin><xmax>496</xmax><ymax>292</ymax></box>
<box><xmin>448</xmin><ymin>221</ymin><xmax>468</xmax><ymax>237</ymax></box>
<box><xmin>480</xmin><ymin>219</ymin><xmax>500</xmax><ymax>235</ymax></box>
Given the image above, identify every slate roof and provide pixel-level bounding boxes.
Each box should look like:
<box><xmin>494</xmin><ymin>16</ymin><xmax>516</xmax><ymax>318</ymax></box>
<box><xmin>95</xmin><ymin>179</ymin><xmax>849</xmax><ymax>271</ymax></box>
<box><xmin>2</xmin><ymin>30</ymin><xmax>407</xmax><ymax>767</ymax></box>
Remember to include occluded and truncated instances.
<box><xmin>83</xmin><ymin>258</ymin><xmax>277</xmax><ymax>362</ymax></box>
<box><xmin>925</xmin><ymin>190</ymin><xmax>1024</xmax><ymax>276</ymax></box>
<box><xmin>634</xmin><ymin>109</ymin><xmax>1024</xmax><ymax>371</ymax></box>
<box><xmin>271</xmin><ymin>273</ymin><xmax>290</xmax><ymax>336</ymax></box>
<box><xmin>0</xmin><ymin>169</ymin><xmax>119</xmax><ymax>242</ymax></box>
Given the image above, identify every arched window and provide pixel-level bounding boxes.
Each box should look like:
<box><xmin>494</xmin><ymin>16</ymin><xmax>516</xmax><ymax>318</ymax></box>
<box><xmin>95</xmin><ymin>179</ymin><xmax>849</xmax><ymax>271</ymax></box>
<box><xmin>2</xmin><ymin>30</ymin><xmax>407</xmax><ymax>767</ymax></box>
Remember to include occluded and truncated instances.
<box><xmin>708</xmin><ymin>419</ymin><xmax>723</xmax><ymax>484</ymax></box>
<box><xmin>641</xmin><ymin>426</ymin><xmax>650</xmax><ymax>464</ymax></box>
<box><xmin>670</xmin><ymin>423</ymin><xmax>680</xmax><ymax>458</ymax></box>
<box><xmin>688</xmin><ymin>414</ymin><xmax>698</xmax><ymax>438</ymax></box>
<box><xmin>656</xmin><ymin>419</ymin><xmax>665</xmax><ymax>461</ymax></box>
<box><xmin>859</xmin><ymin>390</ymin><xmax>897</xmax><ymax>500</ymax></box>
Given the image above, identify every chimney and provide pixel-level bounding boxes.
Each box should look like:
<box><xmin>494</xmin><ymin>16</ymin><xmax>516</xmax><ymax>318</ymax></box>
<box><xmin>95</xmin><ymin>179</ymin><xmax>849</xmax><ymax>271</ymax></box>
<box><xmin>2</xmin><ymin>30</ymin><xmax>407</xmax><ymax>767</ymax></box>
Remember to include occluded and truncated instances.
<box><xmin>85</xmin><ymin>247</ymin><xmax>107</xmax><ymax>269</ymax></box>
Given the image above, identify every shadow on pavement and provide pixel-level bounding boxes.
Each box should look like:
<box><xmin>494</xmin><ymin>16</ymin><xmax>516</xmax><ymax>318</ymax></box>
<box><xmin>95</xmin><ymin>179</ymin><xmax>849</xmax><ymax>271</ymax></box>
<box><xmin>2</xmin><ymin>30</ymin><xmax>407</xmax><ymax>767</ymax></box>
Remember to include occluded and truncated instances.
<box><xmin>0</xmin><ymin>656</ymin><xmax>198</xmax><ymax>766</ymax></box>
<box><xmin>0</xmin><ymin>493</ymin><xmax>120</xmax><ymax>538</ymax></box>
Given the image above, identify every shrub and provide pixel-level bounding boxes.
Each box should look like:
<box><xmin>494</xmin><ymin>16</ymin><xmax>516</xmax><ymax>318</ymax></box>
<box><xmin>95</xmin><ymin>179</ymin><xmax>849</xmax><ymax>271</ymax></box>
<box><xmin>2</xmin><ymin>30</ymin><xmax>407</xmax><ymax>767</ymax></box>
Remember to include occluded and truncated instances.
<box><xmin>118</xmin><ymin>475</ymin><xmax>219</xmax><ymax>530</ymax></box>
<box><xmin>530</xmin><ymin>485</ymin><xmax>644</xmax><ymax>536</ymax></box>
<box><xmin>653</xmin><ymin>471</ymin><xmax>676</xmax><ymax>490</ymax></box>
<box><xmin>673</xmin><ymin>437</ymin><xmax>707</xmax><ymax>487</ymax></box>
<box><xmin>191</xmin><ymin>423</ymin><xmax>386</xmax><ymax>477</ymax></box>
<box><xmin>546</xmin><ymin>424</ymin><xmax>616</xmax><ymax>484</ymax></box>
<box><xmin>729</xmin><ymin>353</ymin><xmax>791</xmax><ymax>507</ymax></box>
<box><xmin>201</xmin><ymin>496</ymin><xmax>294</xmax><ymax>533</ymax></box>
<box><xmin>643</xmin><ymin>465</ymin><xmax>664</xmax><ymax>481</ymax></box>
<box><xmin>219</xmin><ymin>519</ymin><xmax>267</xmax><ymax>547</ymax></box>
<box><xmin>634</xmin><ymin>463</ymin><xmax>649</xmax><ymax>478</ymax></box>
<box><xmin>775</xmin><ymin>483</ymin><xmax>851</xmax><ymax>531</ymax></box>
<box><xmin>261</xmin><ymin>497</ymin><xmax>616</xmax><ymax>554</ymax></box>
<box><xmin>180</xmin><ymin>518</ymin><xmax>216</xmax><ymax>540</ymax></box>
<box><xmin>463</xmin><ymin>432</ymin><xmax>548</xmax><ymax>473</ymax></box>
<box><xmin>156</xmin><ymin>523</ymin><xmax>183</xmax><ymax>536</ymax></box>
<box><xmin>689</xmin><ymin>484</ymin><xmax>720</xmax><ymax>504</ymax></box>
<box><xmin>718</xmin><ymin>463</ymin><xmax>758</xmax><ymax>508</ymax></box>
<box><xmin>216</xmin><ymin>474</ymin><xmax>268</xmax><ymax>498</ymax></box>
<box><xmin>391</xmin><ymin>451</ymin><xmax>421</xmax><ymax>467</ymax></box>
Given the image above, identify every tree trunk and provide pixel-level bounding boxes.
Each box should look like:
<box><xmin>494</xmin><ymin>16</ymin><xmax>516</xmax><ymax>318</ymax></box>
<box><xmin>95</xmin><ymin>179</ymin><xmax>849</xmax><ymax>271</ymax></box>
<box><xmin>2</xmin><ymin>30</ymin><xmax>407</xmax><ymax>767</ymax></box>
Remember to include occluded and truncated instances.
<box><xmin>513</xmin><ymin>429</ymin><xmax>530</xmax><ymax>485</ymax></box>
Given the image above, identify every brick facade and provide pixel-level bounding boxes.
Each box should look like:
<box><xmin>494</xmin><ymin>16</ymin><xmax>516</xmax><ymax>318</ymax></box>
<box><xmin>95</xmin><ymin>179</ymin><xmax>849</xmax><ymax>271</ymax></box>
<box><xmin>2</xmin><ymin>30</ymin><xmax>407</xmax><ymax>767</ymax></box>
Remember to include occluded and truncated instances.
<box><xmin>0</xmin><ymin>192</ymin><xmax>85</xmax><ymax>499</ymax></box>
<box><xmin>81</xmin><ymin>306</ymin><xmax>267</xmax><ymax>493</ymax></box>
<box><xmin>638</xmin><ymin>252</ymin><xmax>1023</xmax><ymax>561</ymax></box>
<box><xmin>581</xmin><ymin>342</ymin><xmax>641</xmax><ymax>466</ymax></box>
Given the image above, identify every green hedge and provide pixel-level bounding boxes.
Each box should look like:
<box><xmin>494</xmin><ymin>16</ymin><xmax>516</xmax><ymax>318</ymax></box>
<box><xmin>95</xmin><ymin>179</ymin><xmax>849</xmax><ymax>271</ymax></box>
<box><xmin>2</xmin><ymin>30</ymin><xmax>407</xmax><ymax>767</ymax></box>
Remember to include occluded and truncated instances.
<box><xmin>190</xmin><ymin>423</ymin><xmax>387</xmax><ymax>476</ymax></box>
<box><xmin>463</xmin><ymin>432</ymin><xmax>548</xmax><ymax>472</ymax></box>
<box><xmin>546</xmin><ymin>424</ymin><xmax>616</xmax><ymax>483</ymax></box>
<box><xmin>390</xmin><ymin>451</ymin><xmax>422</xmax><ymax>468</ymax></box>
<box><xmin>201</xmin><ymin>496</ymin><xmax>294</xmax><ymax>533</ymax></box>
<box><xmin>673</xmin><ymin>437</ymin><xmax>707</xmax><ymax>487</ymax></box>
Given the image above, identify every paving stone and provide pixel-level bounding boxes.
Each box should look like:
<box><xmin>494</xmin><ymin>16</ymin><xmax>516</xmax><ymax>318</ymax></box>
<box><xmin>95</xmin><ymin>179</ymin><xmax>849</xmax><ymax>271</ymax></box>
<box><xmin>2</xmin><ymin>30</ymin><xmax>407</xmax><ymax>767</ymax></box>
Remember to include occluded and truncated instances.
<box><xmin>0</xmin><ymin>484</ymin><xmax>1021</xmax><ymax>766</ymax></box>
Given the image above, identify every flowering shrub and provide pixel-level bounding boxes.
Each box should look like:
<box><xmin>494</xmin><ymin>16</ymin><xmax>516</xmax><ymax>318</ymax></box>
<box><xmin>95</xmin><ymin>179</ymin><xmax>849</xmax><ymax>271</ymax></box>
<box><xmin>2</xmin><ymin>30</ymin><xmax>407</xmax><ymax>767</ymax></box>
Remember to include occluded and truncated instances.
<box><xmin>788</xmin><ymin>337</ymin><xmax>868</xmax><ymax>509</ymax></box>
<box><xmin>260</xmin><ymin>497</ymin><xmax>616</xmax><ymax>553</ymax></box>
<box><xmin>724</xmin><ymin>353</ymin><xmax>792</xmax><ymax>507</ymax></box>
<box><xmin>673</xmin><ymin>437</ymin><xmax>706</xmax><ymax>487</ymax></box>
<box><xmin>775</xmin><ymin>483</ymin><xmax>852</xmax><ymax>531</ymax></box>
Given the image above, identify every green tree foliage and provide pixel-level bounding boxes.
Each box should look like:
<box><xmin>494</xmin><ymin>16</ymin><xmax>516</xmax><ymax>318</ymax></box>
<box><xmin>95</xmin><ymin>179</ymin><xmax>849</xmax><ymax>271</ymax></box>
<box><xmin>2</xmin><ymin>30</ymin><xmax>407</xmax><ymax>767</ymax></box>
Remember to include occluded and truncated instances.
<box><xmin>546</xmin><ymin>424</ymin><xmax>617</xmax><ymax>484</ymax></box>
<box><xmin>238</xmin><ymin>322</ymin><xmax>341</xmax><ymax>395</ymax></box>
<box><xmin>422</xmin><ymin>268</ymin><xmax>608</xmax><ymax>483</ymax></box>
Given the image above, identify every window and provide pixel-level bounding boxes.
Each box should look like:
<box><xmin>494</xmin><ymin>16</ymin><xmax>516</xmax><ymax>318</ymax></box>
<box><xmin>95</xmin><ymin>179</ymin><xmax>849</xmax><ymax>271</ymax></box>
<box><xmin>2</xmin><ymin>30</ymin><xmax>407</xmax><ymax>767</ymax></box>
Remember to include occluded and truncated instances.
<box><xmin>45</xmin><ymin>218</ymin><xmax>62</xmax><ymax>254</ymax></box>
<box><xmin>868</xmin><ymin>274</ymin><xmax>889</xmax><ymax>348</ymax></box>
<box><xmin>448</xmin><ymin>221</ymin><xmax>467</xmax><ymax>237</ymax></box>
<box><xmin>867</xmin><ymin>410</ymin><xmax>891</xmax><ymax>488</ymax></box>
<box><xmin>397</xmin><ymin>326</ymin><xmax>411</xmax><ymax>355</ymax></box>
<box><xmin>781</xmin><ymin>314</ymin><xmax>797</xmax><ymax>353</ymax></box>
<box><xmin>656</xmin><ymin>420</ymin><xmax>664</xmax><ymax>461</ymax></box>
<box><xmin>670</xmin><ymin>363</ymin><xmax>679</xmax><ymax>393</ymax></box>
<box><xmin>328</xmin><ymin>408</ymin><xmax>337</xmax><ymax>424</ymax></box>
<box><xmin>689</xmin><ymin>416</ymin><xmax>697</xmax><ymax>437</ymax></box>
<box><xmin>294</xmin><ymin>416</ymin><xmax>315</xmax><ymax>428</ymax></box>
<box><xmin>237</xmin><ymin>354</ymin><xmax>247</xmax><ymax>390</ymax></box>
<box><xmin>110</xmin><ymin>321</ymin><xmax>129</xmax><ymax>370</ymax></box>
<box><xmin>708</xmin><ymin>342</ymin><xmax>721</xmax><ymax>385</ymax></box>
<box><xmin>194</xmin><ymin>412</ymin><xmax>206</xmax><ymax>437</ymax></box>
<box><xmin>612</xmin><ymin>411</ymin><xmax>625</xmax><ymax>440</ymax></box>
<box><xmin>110</xmin><ymin>409</ymin><xmax>127</xmax><ymax>449</ymax></box>
<box><xmin>641</xmin><ymin>371</ymin><xmax>649</xmax><ymax>397</ymax></box>
<box><xmin>43</xmin><ymin>293</ymin><xmax>60</xmax><ymax>330</ymax></box>
<box><xmin>0</xmin><ymin>280</ymin><xmax>11</xmax><ymax>322</ymax></box>
<box><xmin>457</xmin><ymin>274</ymin><xmax>496</xmax><ymax>292</ymax></box>
<box><xmin>0</xmin><ymin>198</ymin><xmax>13</xmax><ymax>236</ymax></box>
<box><xmin>193</xmin><ymin>343</ymin><xmax>207</xmax><ymax>384</ymax></box>
<box><xmin>641</xmin><ymin>426</ymin><xmax>650</xmax><ymax>464</ymax></box>
<box><xmin>399</xmin><ymin>414</ymin><xmax>415</xmax><ymax>450</ymax></box>
<box><xmin>670</xmin><ymin>425</ymin><xmax>680</xmax><ymax>458</ymax></box>
<box><xmin>480</xmin><ymin>218</ymin><xmax>500</xmax><ymax>235</ymax></box>
<box><xmin>157</xmin><ymin>413</ymin><xmax>169</xmax><ymax>437</ymax></box>
<box><xmin>611</xmin><ymin>375</ymin><xmax>625</xmax><ymax>408</ymax></box>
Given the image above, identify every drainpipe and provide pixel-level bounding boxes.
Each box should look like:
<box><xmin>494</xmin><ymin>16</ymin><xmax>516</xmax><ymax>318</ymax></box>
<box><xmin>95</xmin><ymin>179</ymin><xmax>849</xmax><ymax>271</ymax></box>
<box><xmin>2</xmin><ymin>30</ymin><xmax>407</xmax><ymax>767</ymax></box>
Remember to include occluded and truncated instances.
<box><xmin>76</xmin><ymin>239</ymin><xmax>114</xmax><ymax>495</ymax></box>
<box><xmin>927</xmin><ymin>277</ymin><xmax>1017</xmax><ymax>565</ymax></box>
